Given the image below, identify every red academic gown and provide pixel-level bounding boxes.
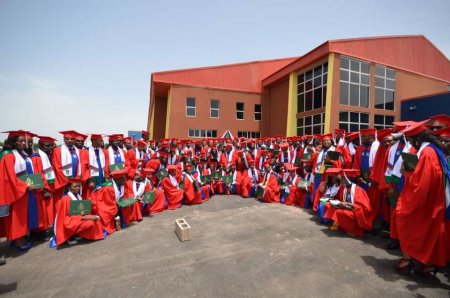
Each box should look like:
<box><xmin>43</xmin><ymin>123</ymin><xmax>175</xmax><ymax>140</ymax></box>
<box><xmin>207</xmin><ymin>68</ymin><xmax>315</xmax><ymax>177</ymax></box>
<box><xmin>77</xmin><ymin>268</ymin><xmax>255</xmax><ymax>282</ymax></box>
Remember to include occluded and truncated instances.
<box><xmin>369</xmin><ymin>145</ymin><xmax>391</xmax><ymax>222</ymax></box>
<box><xmin>0</xmin><ymin>152</ymin><xmax>48</xmax><ymax>240</ymax></box>
<box><xmin>395</xmin><ymin>146</ymin><xmax>450</xmax><ymax>266</ymax></box>
<box><xmin>193</xmin><ymin>171</ymin><xmax>210</xmax><ymax>201</ymax></box>
<box><xmin>283</xmin><ymin>174</ymin><xmax>301</xmax><ymax>206</ymax></box>
<box><xmin>313</xmin><ymin>182</ymin><xmax>343</xmax><ymax>212</ymax></box>
<box><xmin>160</xmin><ymin>175</ymin><xmax>184</xmax><ymax>210</ymax></box>
<box><xmin>30</xmin><ymin>154</ymin><xmax>53</xmax><ymax>229</ymax></box>
<box><xmin>124</xmin><ymin>180</ymin><xmax>167</xmax><ymax>215</ymax></box>
<box><xmin>241</xmin><ymin>168</ymin><xmax>260</xmax><ymax>198</ymax></box>
<box><xmin>261</xmin><ymin>172</ymin><xmax>280</xmax><ymax>203</ymax></box>
<box><xmin>182</xmin><ymin>173</ymin><xmax>203</xmax><ymax>205</ymax></box>
<box><xmin>54</xmin><ymin>193</ymin><xmax>105</xmax><ymax>245</ymax></box>
<box><xmin>326</xmin><ymin>184</ymin><xmax>374</xmax><ymax>237</ymax></box>
<box><xmin>88</xmin><ymin>183</ymin><xmax>118</xmax><ymax>235</ymax></box>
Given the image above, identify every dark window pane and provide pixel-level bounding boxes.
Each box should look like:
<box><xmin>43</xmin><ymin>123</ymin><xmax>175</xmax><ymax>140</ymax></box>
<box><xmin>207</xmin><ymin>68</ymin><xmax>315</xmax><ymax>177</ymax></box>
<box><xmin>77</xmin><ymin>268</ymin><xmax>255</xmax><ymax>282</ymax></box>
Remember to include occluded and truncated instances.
<box><xmin>323</xmin><ymin>62</ymin><xmax>328</xmax><ymax>73</ymax></box>
<box><xmin>375</xmin><ymin>77</ymin><xmax>384</xmax><ymax>88</ymax></box>
<box><xmin>340</xmin><ymin>70</ymin><xmax>349</xmax><ymax>81</ymax></box>
<box><xmin>297</xmin><ymin>118</ymin><xmax>303</xmax><ymax>127</ymax></box>
<box><xmin>339</xmin><ymin>111</ymin><xmax>348</xmax><ymax>122</ymax></box>
<box><xmin>305</xmin><ymin>126</ymin><xmax>312</xmax><ymax>135</ymax></box>
<box><xmin>350</xmin><ymin>84</ymin><xmax>359</xmax><ymax>106</ymax></box>
<box><xmin>305</xmin><ymin>81</ymin><xmax>313</xmax><ymax>91</ymax></box>
<box><xmin>360</xmin><ymin>86</ymin><xmax>369</xmax><ymax>108</ymax></box>
<box><xmin>350</xmin><ymin>112</ymin><xmax>359</xmax><ymax>123</ymax></box>
<box><xmin>376</xmin><ymin>66</ymin><xmax>385</xmax><ymax>77</ymax></box>
<box><xmin>211</xmin><ymin>110</ymin><xmax>219</xmax><ymax>118</ymax></box>
<box><xmin>189</xmin><ymin>129</ymin><xmax>194</xmax><ymax>136</ymax></box>
<box><xmin>314</xmin><ymin>77</ymin><xmax>321</xmax><ymax>88</ymax></box>
<box><xmin>212</xmin><ymin>131</ymin><xmax>217</xmax><ymax>138</ymax></box>
<box><xmin>350</xmin><ymin>72</ymin><xmax>359</xmax><ymax>84</ymax></box>
<box><xmin>237</xmin><ymin>111</ymin><xmax>244</xmax><ymax>119</ymax></box>
<box><xmin>322</xmin><ymin>86</ymin><xmax>327</xmax><ymax>107</ymax></box>
<box><xmin>360</xmin><ymin>124</ymin><xmax>369</xmax><ymax>129</ymax></box>
<box><xmin>297</xmin><ymin>94</ymin><xmax>305</xmax><ymax>113</ymax></box>
<box><xmin>298</xmin><ymin>73</ymin><xmax>304</xmax><ymax>84</ymax></box>
<box><xmin>339</xmin><ymin>123</ymin><xmax>348</xmax><ymax>131</ymax></box>
<box><xmin>386</xmin><ymin>68</ymin><xmax>395</xmax><ymax>79</ymax></box>
<box><xmin>255</xmin><ymin>112</ymin><xmax>261</xmax><ymax>121</ymax></box>
<box><xmin>236</xmin><ymin>102</ymin><xmax>244</xmax><ymax>110</ymax></box>
<box><xmin>297</xmin><ymin>127</ymin><xmax>303</xmax><ymax>136</ymax></box>
<box><xmin>211</xmin><ymin>99</ymin><xmax>219</xmax><ymax>109</ymax></box>
<box><xmin>187</xmin><ymin>97</ymin><xmax>195</xmax><ymax>107</ymax></box>
<box><xmin>361</xmin><ymin>74</ymin><xmax>370</xmax><ymax>85</ymax></box>
<box><xmin>314</xmin><ymin>65</ymin><xmax>322</xmax><ymax>77</ymax></box>
<box><xmin>187</xmin><ymin>107</ymin><xmax>195</xmax><ymax>116</ymax></box>
<box><xmin>375</xmin><ymin>88</ymin><xmax>384</xmax><ymax>109</ymax></box>
<box><xmin>201</xmin><ymin>130</ymin><xmax>206</xmax><ymax>137</ymax></box>
<box><xmin>386</xmin><ymin>79</ymin><xmax>395</xmax><ymax>90</ymax></box>
<box><xmin>313</xmin><ymin>125</ymin><xmax>321</xmax><ymax>134</ymax></box>
<box><xmin>350</xmin><ymin>60</ymin><xmax>359</xmax><ymax>72</ymax></box>
<box><xmin>361</xmin><ymin>62</ymin><xmax>370</xmax><ymax>74</ymax></box>
<box><xmin>374</xmin><ymin>114</ymin><xmax>384</xmax><ymax>125</ymax></box>
<box><xmin>385</xmin><ymin>116</ymin><xmax>395</xmax><ymax>126</ymax></box>
<box><xmin>340</xmin><ymin>58</ymin><xmax>349</xmax><ymax>70</ymax></box>
<box><xmin>375</xmin><ymin>125</ymin><xmax>384</xmax><ymax>130</ymax></box>
<box><xmin>360</xmin><ymin>113</ymin><xmax>369</xmax><ymax>124</ymax></box>
<box><xmin>350</xmin><ymin>124</ymin><xmax>359</xmax><ymax>132</ymax></box>
<box><xmin>385</xmin><ymin>90</ymin><xmax>395</xmax><ymax>110</ymax></box>
<box><xmin>340</xmin><ymin>82</ymin><xmax>349</xmax><ymax>105</ymax></box>
<box><xmin>305</xmin><ymin>116</ymin><xmax>312</xmax><ymax>126</ymax></box>
<box><xmin>314</xmin><ymin>88</ymin><xmax>322</xmax><ymax>109</ymax></box>
<box><xmin>313</xmin><ymin>114</ymin><xmax>321</xmax><ymax>124</ymax></box>
<box><xmin>255</xmin><ymin>104</ymin><xmax>261</xmax><ymax>112</ymax></box>
<box><xmin>305</xmin><ymin>91</ymin><xmax>313</xmax><ymax>110</ymax></box>
<box><xmin>305</xmin><ymin>70</ymin><xmax>313</xmax><ymax>81</ymax></box>
<box><xmin>323</xmin><ymin>73</ymin><xmax>327</xmax><ymax>83</ymax></box>
<box><xmin>298</xmin><ymin>83</ymin><xmax>304</xmax><ymax>94</ymax></box>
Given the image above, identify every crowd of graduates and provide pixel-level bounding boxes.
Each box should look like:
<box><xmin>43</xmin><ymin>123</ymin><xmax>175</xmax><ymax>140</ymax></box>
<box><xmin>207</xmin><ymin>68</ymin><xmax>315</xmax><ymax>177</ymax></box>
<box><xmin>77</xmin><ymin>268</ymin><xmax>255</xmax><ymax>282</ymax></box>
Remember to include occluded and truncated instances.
<box><xmin>0</xmin><ymin>114</ymin><xmax>449</xmax><ymax>277</ymax></box>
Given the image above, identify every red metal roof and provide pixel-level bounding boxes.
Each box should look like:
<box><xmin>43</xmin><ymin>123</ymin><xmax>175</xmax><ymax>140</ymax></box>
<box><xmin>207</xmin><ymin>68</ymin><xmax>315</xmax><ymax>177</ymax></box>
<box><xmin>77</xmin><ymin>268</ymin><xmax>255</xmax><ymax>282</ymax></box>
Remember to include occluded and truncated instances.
<box><xmin>263</xmin><ymin>35</ymin><xmax>450</xmax><ymax>86</ymax></box>
<box><xmin>152</xmin><ymin>57</ymin><xmax>299</xmax><ymax>94</ymax></box>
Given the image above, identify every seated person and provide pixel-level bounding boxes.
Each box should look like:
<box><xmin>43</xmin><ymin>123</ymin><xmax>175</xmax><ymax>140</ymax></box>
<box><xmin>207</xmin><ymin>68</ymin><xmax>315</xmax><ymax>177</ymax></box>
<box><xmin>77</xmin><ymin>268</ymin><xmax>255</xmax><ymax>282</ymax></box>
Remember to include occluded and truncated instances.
<box><xmin>159</xmin><ymin>165</ymin><xmax>184</xmax><ymax>210</ymax></box>
<box><xmin>181</xmin><ymin>163</ymin><xmax>203</xmax><ymax>205</ymax></box>
<box><xmin>258</xmin><ymin>162</ymin><xmax>281</xmax><ymax>203</ymax></box>
<box><xmin>53</xmin><ymin>178</ymin><xmax>104</xmax><ymax>246</ymax></box>
<box><xmin>313</xmin><ymin>168</ymin><xmax>342</xmax><ymax>223</ymax></box>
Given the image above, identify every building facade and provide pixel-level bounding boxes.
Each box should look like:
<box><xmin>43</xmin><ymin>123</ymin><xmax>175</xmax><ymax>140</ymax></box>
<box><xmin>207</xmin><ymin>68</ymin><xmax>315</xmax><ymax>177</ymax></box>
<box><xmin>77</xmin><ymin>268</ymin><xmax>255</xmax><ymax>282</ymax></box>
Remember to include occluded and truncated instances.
<box><xmin>147</xmin><ymin>35</ymin><xmax>450</xmax><ymax>139</ymax></box>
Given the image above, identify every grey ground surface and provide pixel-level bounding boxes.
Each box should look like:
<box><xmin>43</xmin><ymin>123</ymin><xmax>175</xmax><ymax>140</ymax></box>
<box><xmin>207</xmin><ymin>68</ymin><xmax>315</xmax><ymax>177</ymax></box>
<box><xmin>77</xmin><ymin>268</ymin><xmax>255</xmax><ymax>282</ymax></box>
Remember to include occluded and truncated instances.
<box><xmin>1</xmin><ymin>195</ymin><xmax>449</xmax><ymax>297</ymax></box>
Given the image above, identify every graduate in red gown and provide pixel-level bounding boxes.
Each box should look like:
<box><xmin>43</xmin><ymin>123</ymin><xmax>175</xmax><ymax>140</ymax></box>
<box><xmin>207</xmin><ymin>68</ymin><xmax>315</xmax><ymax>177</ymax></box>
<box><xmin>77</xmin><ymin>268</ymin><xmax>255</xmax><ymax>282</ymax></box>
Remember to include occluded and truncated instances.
<box><xmin>313</xmin><ymin>168</ymin><xmax>342</xmax><ymax>223</ymax></box>
<box><xmin>160</xmin><ymin>165</ymin><xmax>184</xmax><ymax>210</ymax></box>
<box><xmin>240</xmin><ymin>160</ymin><xmax>260</xmax><ymax>198</ymax></box>
<box><xmin>258</xmin><ymin>162</ymin><xmax>281</xmax><ymax>203</ymax></box>
<box><xmin>325</xmin><ymin>169</ymin><xmax>374</xmax><ymax>237</ymax></box>
<box><xmin>281</xmin><ymin>164</ymin><xmax>302</xmax><ymax>206</ymax></box>
<box><xmin>0</xmin><ymin>131</ymin><xmax>48</xmax><ymax>250</ymax></box>
<box><xmin>181</xmin><ymin>163</ymin><xmax>203</xmax><ymax>205</ymax></box>
<box><xmin>394</xmin><ymin>122</ymin><xmax>450</xmax><ymax>275</ymax></box>
<box><xmin>53</xmin><ymin>178</ymin><xmax>104</xmax><ymax>246</ymax></box>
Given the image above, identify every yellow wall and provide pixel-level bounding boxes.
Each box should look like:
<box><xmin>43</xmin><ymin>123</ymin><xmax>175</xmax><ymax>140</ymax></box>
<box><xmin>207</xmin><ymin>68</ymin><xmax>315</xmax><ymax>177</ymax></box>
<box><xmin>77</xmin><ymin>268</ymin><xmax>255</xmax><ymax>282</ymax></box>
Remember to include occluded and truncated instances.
<box><xmin>164</xmin><ymin>87</ymin><xmax>172</xmax><ymax>138</ymax></box>
<box><xmin>323</xmin><ymin>53</ymin><xmax>334</xmax><ymax>133</ymax></box>
<box><xmin>286</xmin><ymin>72</ymin><xmax>298</xmax><ymax>136</ymax></box>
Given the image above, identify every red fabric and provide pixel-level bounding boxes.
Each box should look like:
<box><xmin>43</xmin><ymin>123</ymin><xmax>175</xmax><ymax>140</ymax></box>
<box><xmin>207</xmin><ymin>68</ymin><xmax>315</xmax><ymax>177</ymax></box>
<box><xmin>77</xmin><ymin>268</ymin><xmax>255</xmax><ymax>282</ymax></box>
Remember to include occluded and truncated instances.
<box><xmin>103</xmin><ymin>148</ymin><xmax>130</xmax><ymax>178</ymax></box>
<box><xmin>31</xmin><ymin>155</ymin><xmax>53</xmax><ymax>228</ymax></box>
<box><xmin>313</xmin><ymin>182</ymin><xmax>342</xmax><ymax>212</ymax></box>
<box><xmin>182</xmin><ymin>175</ymin><xmax>203</xmax><ymax>205</ymax></box>
<box><xmin>261</xmin><ymin>172</ymin><xmax>280</xmax><ymax>203</ymax></box>
<box><xmin>120</xmin><ymin>201</ymin><xmax>143</xmax><ymax>225</ymax></box>
<box><xmin>283</xmin><ymin>175</ymin><xmax>301</xmax><ymax>206</ymax></box>
<box><xmin>124</xmin><ymin>180</ymin><xmax>167</xmax><ymax>214</ymax></box>
<box><xmin>160</xmin><ymin>176</ymin><xmax>183</xmax><ymax>210</ymax></box>
<box><xmin>337</xmin><ymin>145</ymin><xmax>352</xmax><ymax>169</ymax></box>
<box><xmin>0</xmin><ymin>153</ymin><xmax>47</xmax><ymax>240</ymax></box>
<box><xmin>54</xmin><ymin>194</ymin><xmax>104</xmax><ymax>245</ymax></box>
<box><xmin>88</xmin><ymin>185</ymin><xmax>118</xmax><ymax>235</ymax></box>
<box><xmin>395</xmin><ymin>146</ymin><xmax>449</xmax><ymax>266</ymax></box>
<box><xmin>241</xmin><ymin>168</ymin><xmax>260</xmax><ymax>198</ymax></box>
<box><xmin>235</xmin><ymin>152</ymin><xmax>254</xmax><ymax>172</ymax></box>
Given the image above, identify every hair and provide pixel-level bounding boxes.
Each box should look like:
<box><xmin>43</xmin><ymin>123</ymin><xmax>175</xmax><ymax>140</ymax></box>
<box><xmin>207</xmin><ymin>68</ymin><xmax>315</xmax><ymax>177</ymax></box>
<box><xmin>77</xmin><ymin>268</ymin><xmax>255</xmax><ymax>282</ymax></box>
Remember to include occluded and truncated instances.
<box><xmin>4</xmin><ymin>136</ymin><xmax>20</xmax><ymax>150</ymax></box>
<box><xmin>412</xmin><ymin>130</ymin><xmax>444</xmax><ymax>150</ymax></box>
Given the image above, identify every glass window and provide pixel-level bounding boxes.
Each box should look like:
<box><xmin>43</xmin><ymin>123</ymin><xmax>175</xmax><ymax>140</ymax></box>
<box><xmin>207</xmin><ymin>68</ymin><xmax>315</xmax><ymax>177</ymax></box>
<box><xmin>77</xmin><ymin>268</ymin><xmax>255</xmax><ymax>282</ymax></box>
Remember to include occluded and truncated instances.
<box><xmin>297</xmin><ymin>61</ymin><xmax>328</xmax><ymax>112</ymax></box>
<box><xmin>375</xmin><ymin>65</ymin><xmax>396</xmax><ymax>111</ymax></box>
<box><xmin>374</xmin><ymin>114</ymin><xmax>395</xmax><ymax>129</ymax></box>
<box><xmin>297</xmin><ymin>113</ymin><xmax>324</xmax><ymax>136</ymax></box>
<box><xmin>236</xmin><ymin>102</ymin><xmax>244</xmax><ymax>120</ymax></box>
<box><xmin>186</xmin><ymin>97</ymin><xmax>196</xmax><ymax>117</ymax></box>
<box><xmin>339</xmin><ymin>111</ymin><xmax>370</xmax><ymax>132</ymax></box>
<box><xmin>210</xmin><ymin>99</ymin><xmax>219</xmax><ymax>118</ymax></box>
<box><xmin>340</xmin><ymin>57</ymin><xmax>371</xmax><ymax>108</ymax></box>
<box><xmin>254</xmin><ymin>104</ymin><xmax>262</xmax><ymax>121</ymax></box>
<box><xmin>189</xmin><ymin>129</ymin><xmax>218</xmax><ymax>138</ymax></box>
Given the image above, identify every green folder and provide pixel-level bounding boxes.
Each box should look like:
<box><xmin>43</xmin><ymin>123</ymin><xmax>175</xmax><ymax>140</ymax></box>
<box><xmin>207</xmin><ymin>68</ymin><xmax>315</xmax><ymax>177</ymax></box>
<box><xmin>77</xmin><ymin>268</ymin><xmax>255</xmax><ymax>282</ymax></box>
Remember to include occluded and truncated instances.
<box><xmin>256</xmin><ymin>186</ymin><xmax>265</xmax><ymax>198</ymax></box>
<box><xmin>156</xmin><ymin>168</ymin><xmax>168</xmax><ymax>180</ymax></box>
<box><xmin>297</xmin><ymin>179</ymin><xmax>311</xmax><ymax>189</ymax></box>
<box><xmin>19</xmin><ymin>174</ymin><xmax>44</xmax><ymax>189</ymax></box>
<box><xmin>179</xmin><ymin>180</ymin><xmax>184</xmax><ymax>190</ymax></box>
<box><xmin>143</xmin><ymin>192</ymin><xmax>156</xmax><ymax>204</ymax></box>
<box><xmin>319</xmin><ymin>198</ymin><xmax>329</xmax><ymax>204</ymax></box>
<box><xmin>109</xmin><ymin>162</ymin><xmax>124</xmax><ymax>172</ymax></box>
<box><xmin>327</xmin><ymin>151</ymin><xmax>341</xmax><ymax>161</ymax></box>
<box><xmin>401</xmin><ymin>153</ymin><xmax>418</xmax><ymax>172</ymax></box>
<box><xmin>201</xmin><ymin>174</ymin><xmax>211</xmax><ymax>184</ymax></box>
<box><xmin>303</xmin><ymin>153</ymin><xmax>311</xmax><ymax>161</ymax></box>
<box><xmin>293</xmin><ymin>157</ymin><xmax>301</xmax><ymax>167</ymax></box>
<box><xmin>222</xmin><ymin>175</ymin><xmax>233</xmax><ymax>184</ymax></box>
<box><xmin>69</xmin><ymin>200</ymin><xmax>92</xmax><ymax>216</ymax></box>
<box><xmin>212</xmin><ymin>171</ymin><xmax>222</xmax><ymax>179</ymax></box>
<box><xmin>117</xmin><ymin>198</ymin><xmax>137</xmax><ymax>208</ymax></box>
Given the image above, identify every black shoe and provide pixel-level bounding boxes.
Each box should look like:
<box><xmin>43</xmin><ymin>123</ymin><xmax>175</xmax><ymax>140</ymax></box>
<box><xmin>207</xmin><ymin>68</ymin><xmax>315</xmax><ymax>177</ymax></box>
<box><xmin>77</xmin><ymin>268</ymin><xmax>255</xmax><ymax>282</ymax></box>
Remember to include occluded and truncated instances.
<box><xmin>0</xmin><ymin>255</ymin><xmax>6</xmax><ymax>266</ymax></box>
<box><xmin>385</xmin><ymin>241</ymin><xmax>400</xmax><ymax>250</ymax></box>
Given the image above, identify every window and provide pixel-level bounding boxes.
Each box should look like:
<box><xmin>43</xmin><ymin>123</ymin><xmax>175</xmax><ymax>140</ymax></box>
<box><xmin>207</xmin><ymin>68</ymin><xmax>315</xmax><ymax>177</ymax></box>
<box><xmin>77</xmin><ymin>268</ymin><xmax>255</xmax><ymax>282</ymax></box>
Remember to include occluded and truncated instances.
<box><xmin>236</xmin><ymin>102</ymin><xmax>244</xmax><ymax>120</ymax></box>
<box><xmin>238</xmin><ymin>131</ymin><xmax>261</xmax><ymax>138</ymax></box>
<box><xmin>210</xmin><ymin>99</ymin><xmax>219</xmax><ymax>118</ymax></box>
<box><xmin>340</xmin><ymin>57</ymin><xmax>370</xmax><ymax>108</ymax></box>
<box><xmin>339</xmin><ymin>111</ymin><xmax>370</xmax><ymax>132</ymax></box>
<box><xmin>188</xmin><ymin>129</ymin><xmax>217</xmax><ymax>138</ymax></box>
<box><xmin>186</xmin><ymin>97</ymin><xmax>196</xmax><ymax>117</ymax></box>
<box><xmin>296</xmin><ymin>113</ymin><xmax>325</xmax><ymax>136</ymax></box>
<box><xmin>297</xmin><ymin>62</ymin><xmax>328</xmax><ymax>112</ymax></box>
<box><xmin>375</xmin><ymin>66</ymin><xmax>396</xmax><ymax>110</ymax></box>
<box><xmin>254</xmin><ymin>104</ymin><xmax>262</xmax><ymax>121</ymax></box>
<box><xmin>374</xmin><ymin>114</ymin><xmax>395</xmax><ymax>130</ymax></box>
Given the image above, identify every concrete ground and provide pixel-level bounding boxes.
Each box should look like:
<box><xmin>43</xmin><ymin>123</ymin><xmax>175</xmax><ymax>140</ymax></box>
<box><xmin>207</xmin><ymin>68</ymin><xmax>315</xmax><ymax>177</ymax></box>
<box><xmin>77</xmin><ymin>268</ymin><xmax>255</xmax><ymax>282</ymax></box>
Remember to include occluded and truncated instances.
<box><xmin>0</xmin><ymin>195</ymin><xmax>449</xmax><ymax>297</ymax></box>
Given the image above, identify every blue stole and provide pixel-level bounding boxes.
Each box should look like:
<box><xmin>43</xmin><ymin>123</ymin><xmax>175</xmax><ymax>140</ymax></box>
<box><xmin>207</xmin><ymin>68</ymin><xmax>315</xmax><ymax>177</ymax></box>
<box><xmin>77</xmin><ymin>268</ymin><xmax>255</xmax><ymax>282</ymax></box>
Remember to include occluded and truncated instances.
<box><xmin>428</xmin><ymin>144</ymin><xmax>450</xmax><ymax>220</ymax></box>
<box><xmin>114</xmin><ymin>150</ymin><xmax>122</xmax><ymax>164</ymax></box>
<box><xmin>23</xmin><ymin>154</ymin><xmax>39</xmax><ymax>230</ymax></box>
<box><xmin>69</xmin><ymin>148</ymin><xmax>79</xmax><ymax>178</ymax></box>
<box><xmin>360</xmin><ymin>146</ymin><xmax>370</xmax><ymax>172</ymax></box>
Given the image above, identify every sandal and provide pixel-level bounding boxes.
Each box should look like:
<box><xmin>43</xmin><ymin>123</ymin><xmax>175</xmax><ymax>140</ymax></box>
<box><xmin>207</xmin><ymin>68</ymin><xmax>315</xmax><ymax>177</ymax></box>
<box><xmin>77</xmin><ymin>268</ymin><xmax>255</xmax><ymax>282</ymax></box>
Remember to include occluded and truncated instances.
<box><xmin>413</xmin><ymin>265</ymin><xmax>438</xmax><ymax>278</ymax></box>
<box><xmin>393</xmin><ymin>257</ymin><xmax>413</xmax><ymax>274</ymax></box>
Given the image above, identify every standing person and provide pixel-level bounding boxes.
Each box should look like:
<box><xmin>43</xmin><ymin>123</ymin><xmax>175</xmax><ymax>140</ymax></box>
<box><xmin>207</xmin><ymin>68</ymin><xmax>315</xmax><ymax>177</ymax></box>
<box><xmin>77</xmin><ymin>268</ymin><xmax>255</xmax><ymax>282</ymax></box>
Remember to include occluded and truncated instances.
<box><xmin>86</xmin><ymin>134</ymin><xmax>108</xmax><ymax>194</ymax></box>
<box><xmin>104</xmin><ymin>134</ymin><xmax>130</xmax><ymax>176</ymax></box>
<box><xmin>0</xmin><ymin>131</ymin><xmax>47</xmax><ymax>250</ymax></box>
<box><xmin>394</xmin><ymin>121</ymin><xmax>450</xmax><ymax>276</ymax></box>
<box><xmin>52</xmin><ymin>178</ymin><xmax>105</xmax><ymax>246</ymax></box>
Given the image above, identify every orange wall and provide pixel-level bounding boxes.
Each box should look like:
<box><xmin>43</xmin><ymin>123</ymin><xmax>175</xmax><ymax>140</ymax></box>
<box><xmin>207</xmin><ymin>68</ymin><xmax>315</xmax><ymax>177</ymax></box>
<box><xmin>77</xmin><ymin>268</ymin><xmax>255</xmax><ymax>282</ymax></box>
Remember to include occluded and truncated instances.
<box><xmin>153</xmin><ymin>96</ymin><xmax>168</xmax><ymax>139</ymax></box>
<box><xmin>167</xmin><ymin>85</ymin><xmax>262</xmax><ymax>138</ymax></box>
<box><xmin>396</xmin><ymin>69</ymin><xmax>448</xmax><ymax>101</ymax></box>
<box><xmin>265</xmin><ymin>78</ymin><xmax>289</xmax><ymax>136</ymax></box>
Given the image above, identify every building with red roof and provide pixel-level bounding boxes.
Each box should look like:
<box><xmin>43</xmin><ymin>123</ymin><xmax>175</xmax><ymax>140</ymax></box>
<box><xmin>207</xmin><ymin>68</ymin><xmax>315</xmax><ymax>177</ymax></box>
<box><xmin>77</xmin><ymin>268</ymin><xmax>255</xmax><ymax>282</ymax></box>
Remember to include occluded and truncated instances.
<box><xmin>147</xmin><ymin>35</ymin><xmax>450</xmax><ymax>139</ymax></box>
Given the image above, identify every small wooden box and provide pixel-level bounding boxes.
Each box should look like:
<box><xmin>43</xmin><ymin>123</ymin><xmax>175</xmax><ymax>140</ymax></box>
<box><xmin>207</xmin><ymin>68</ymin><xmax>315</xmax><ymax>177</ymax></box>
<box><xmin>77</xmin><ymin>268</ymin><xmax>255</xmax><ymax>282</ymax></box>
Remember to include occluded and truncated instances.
<box><xmin>175</xmin><ymin>218</ymin><xmax>191</xmax><ymax>242</ymax></box>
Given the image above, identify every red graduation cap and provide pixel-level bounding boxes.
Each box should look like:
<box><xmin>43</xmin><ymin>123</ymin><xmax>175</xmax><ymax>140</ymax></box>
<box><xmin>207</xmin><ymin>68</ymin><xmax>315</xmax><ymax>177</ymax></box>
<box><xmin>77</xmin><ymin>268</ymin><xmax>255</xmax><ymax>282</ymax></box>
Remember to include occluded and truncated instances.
<box><xmin>74</xmin><ymin>132</ymin><xmax>88</xmax><ymax>141</ymax></box>
<box><xmin>359</xmin><ymin>128</ymin><xmax>376</xmax><ymax>136</ymax></box>
<box><xmin>123</xmin><ymin>137</ymin><xmax>132</xmax><ymax>142</ymax></box>
<box><xmin>324</xmin><ymin>167</ymin><xmax>341</xmax><ymax>176</ymax></box>
<box><xmin>401</xmin><ymin>120</ymin><xmax>429</xmax><ymax>137</ymax></box>
<box><xmin>263</xmin><ymin>161</ymin><xmax>271</xmax><ymax>167</ymax></box>
<box><xmin>248</xmin><ymin>160</ymin><xmax>255</xmax><ymax>166</ymax></box>
<box><xmin>3</xmin><ymin>130</ymin><xmax>36</xmax><ymax>139</ymax></box>
<box><xmin>108</xmin><ymin>134</ymin><xmax>119</xmax><ymax>141</ymax></box>
<box><xmin>67</xmin><ymin>177</ymin><xmax>84</xmax><ymax>184</ymax></box>
<box><xmin>167</xmin><ymin>165</ymin><xmax>177</xmax><ymax>171</ymax></box>
<box><xmin>341</xmin><ymin>169</ymin><xmax>360</xmax><ymax>178</ymax></box>
<box><xmin>140</xmin><ymin>168</ymin><xmax>155</xmax><ymax>177</ymax></box>
<box><xmin>377</xmin><ymin>128</ymin><xmax>393</xmax><ymax>141</ymax></box>
<box><xmin>334</xmin><ymin>129</ymin><xmax>346</xmax><ymax>135</ymax></box>
<box><xmin>320</xmin><ymin>133</ymin><xmax>333</xmax><ymax>141</ymax></box>
<box><xmin>111</xmin><ymin>169</ymin><xmax>127</xmax><ymax>179</ymax></box>
<box><xmin>60</xmin><ymin>130</ymin><xmax>80</xmax><ymax>139</ymax></box>
<box><xmin>345</xmin><ymin>132</ymin><xmax>359</xmax><ymax>141</ymax></box>
<box><xmin>38</xmin><ymin>135</ymin><xmax>57</xmax><ymax>143</ymax></box>
<box><xmin>136</xmin><ymin>140</ymin><xmax>147</xmax><ymax>147</ymax></box>
<box><xmin>158</xmin><ymin>151</ymin><xmax>169</xmax><ymax>157</ymax></box>
<box><xmin>430</xmin><ymin>114</ymin><xmax>450</xmax><ymax>127</ymax></box>
<box><xmin>141</xmin><ymin>130</ymin><xmax>150</xmax><ymax>137</ymax></box>
<box><xmin>435</xmin><ymin>127</ymin><xmax>450</xmax><ymax>138</ymax></box>
<box><xmin>184</xmin><ymin>163</ymin><xmax>193</xmax><ymax>169</ymax></box>
<box><xmin>90</xmin><ymin>134</ymin><xmax>104</xmax><ymax>140</ymax></box>
<box><xmin>280</xmin><ymin>143</ymin><xmax>289</xmax><ymax>149</ymax></box>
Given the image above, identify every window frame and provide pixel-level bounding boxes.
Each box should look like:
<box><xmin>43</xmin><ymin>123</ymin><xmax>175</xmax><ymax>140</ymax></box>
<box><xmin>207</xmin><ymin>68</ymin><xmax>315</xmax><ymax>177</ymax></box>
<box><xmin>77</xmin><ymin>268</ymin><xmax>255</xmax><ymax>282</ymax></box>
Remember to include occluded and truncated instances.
<box><xmin>236</xmin><ymin>102</ymin><xmax>245</xmax><ymax>120</ymax></box>
<box><xmin>338</xmin><ymin>110</ymin><xmax>370</xmax><ymax>132</ymax></box>
<box><xmin>374</xmin><ymin>65</ymin><xmax>396</xmax><ymax>111</ymax></box>
<box><xmin>296</xmin><ymin>112</ymin><xmax>325</xmax><ymax>136</ymax></box>
<box><xmin>254</xmin><ymin>104</ymin><xmax>262</xmax><ymax>121</ymax></box>
<box><xmin>186</xmin><ymin>97</ymin><xmax>196</xmax><ymax>117</ymax></box>
<box><xmin>188</xmin><ymin>129</ymin><xmax>217</xmax><ymax>138</ymax></box>
<box><xmin>339</xmin><ymin>57</ymin><xmax>371</xmax><ymax>108</ymax></box>
<box><xmin>210</xmin><ymin>99</ymin><xmax>220</xmax><ymax>119</ymax></box>
<box><xmin>297</xmin><ymin>62</ymin><xmax>328</xmax><ymax>113</ymax></box>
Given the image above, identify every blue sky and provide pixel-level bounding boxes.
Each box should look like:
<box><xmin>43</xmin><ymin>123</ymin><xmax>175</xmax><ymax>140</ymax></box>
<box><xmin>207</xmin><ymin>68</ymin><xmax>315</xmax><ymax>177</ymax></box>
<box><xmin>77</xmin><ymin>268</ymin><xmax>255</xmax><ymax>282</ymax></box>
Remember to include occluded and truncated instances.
<box><xmin>0</xmin><ymin>0</ymin><xmax>449</xmax><ymax>142</ymax></box>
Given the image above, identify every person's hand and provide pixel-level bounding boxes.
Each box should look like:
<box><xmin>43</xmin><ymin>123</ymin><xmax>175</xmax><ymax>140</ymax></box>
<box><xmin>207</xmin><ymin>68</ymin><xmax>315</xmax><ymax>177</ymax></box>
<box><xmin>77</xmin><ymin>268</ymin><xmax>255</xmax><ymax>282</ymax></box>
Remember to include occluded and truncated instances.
<box><xmin>88</xmin><ymin>181</ymin><xmax>95</xmax><ymax>189</ymax></box>
<box><xmin>43</xmin><ymin>189</ymin><xmax>52</xmax><ymax>199</ymax></box>
<box><xmin>26</xmin><ymin>185</ymin><xmax>38</xmax><ymax>192</ymax></box>
<box><xmin>406</xmin><ymin>163</ymin><xmax>416</xmax><ymax>171</ymax></box>
<box><xmin>319</xmin><ymin>184</ymin><xmax>325</xmax><ymax>193</ymax></box>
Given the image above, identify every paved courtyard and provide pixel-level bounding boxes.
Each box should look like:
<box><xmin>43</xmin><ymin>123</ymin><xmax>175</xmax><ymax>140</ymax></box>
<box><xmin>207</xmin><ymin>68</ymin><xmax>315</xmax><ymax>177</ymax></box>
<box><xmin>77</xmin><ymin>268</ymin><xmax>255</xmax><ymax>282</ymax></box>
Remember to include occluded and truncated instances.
<box><xmin>0</xmin><ymin>195</ymin><xmax>449</xmax><ymax>297</ymax></box>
